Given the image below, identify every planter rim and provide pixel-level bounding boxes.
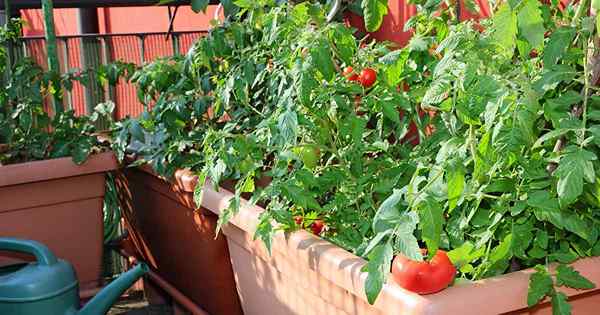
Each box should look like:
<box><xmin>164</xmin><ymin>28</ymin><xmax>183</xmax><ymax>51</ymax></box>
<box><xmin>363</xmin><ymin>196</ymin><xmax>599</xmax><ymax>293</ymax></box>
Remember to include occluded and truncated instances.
<box><xmin>140</xmin><ymin>166</ymin><xmax>600</xmax><ymax>314</ymax></box>
<box><xmin>0</xmin><ymin>151</ymin><xmax>118</xmax><ymax>187</ymax></box>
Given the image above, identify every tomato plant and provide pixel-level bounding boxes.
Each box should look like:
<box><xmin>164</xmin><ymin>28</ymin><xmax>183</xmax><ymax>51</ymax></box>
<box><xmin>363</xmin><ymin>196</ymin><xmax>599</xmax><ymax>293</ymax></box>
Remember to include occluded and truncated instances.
<box><xmin>0</xmin><ymin>19</ymin><xmax>122</xmax><ymax>166</ymax></box>
<box><xmin>112</xmin><ymin>1</ymin><xmax>600</xmax><ymax>314</ymax></box>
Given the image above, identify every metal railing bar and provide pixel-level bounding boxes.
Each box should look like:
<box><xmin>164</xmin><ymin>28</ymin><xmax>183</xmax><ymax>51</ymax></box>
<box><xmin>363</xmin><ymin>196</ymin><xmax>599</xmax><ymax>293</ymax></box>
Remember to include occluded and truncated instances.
<box><xmin>20</xmin><ymin>30</ymin><xmax>207</xmax><ymax>41</ymax></box>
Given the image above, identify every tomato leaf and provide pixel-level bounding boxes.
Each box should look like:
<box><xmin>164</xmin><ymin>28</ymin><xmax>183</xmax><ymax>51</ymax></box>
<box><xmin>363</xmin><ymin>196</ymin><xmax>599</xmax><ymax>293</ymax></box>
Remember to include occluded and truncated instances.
<box><xmin>393</xmin><ymin>215</ymin><xmax>423</xmax><ymax>262</ymax></box>
<box><xmin>254</xmin><ymin>211</ymin><xmax>274</xmax><ymax>254</ymax></box>
<box><xmin>422</xmin><ymin>78</ymin><xmax>451</xmax><ymax>105</ymax></box>
<box><xmin>543</xmin><ymin>27</ymin><xmax>576</xmax><ymax>66</ymax></box>
<box><xmin>191</xmin><ymin>0</ymin><xmax>209</xmax><ymax>13</ymax></box>
<box><xmin>555</xmin><ymin>265</ymin><xmax>595</xmax><ymax>290</ymax></box>
<box><xmin>418</xmin><ymin>197</ymin><xmax>444</xmax><ymax>255</ymax></box>
<box><xmin>484</xmin><ymin>233</ymin><xmax>513</xmax><ymax>276</ymax></box>
<box><xmin>361</xmin><ymin>0</ymin><xmax>389</xmax><ymax>32</ymax></box>
<box><xmin>527</xmin><ymin>266</ymin><xmax>554</xmax><ymax>307</ymax></box>
<box><xmin>373</xmin><ymin>189</ymin><xmax>404</xmax><ymax>232</ymax></box>
<box><xmin>193</xmin><ymin>171</ymin><xmax>208</xmax><ymax>208</ymax></box>
<box><xmin>517</xmin><ymin>0</ymin><xmax>545</xmax><ymax>50</ymax></box>
<box><xmin>277</xmin><ymin>109</ymin><xmax>299</xmax><ymax>146</ymax></box>
<box><xmin>551</xmin><ymin>292</ymin><xmax>572</xmax><ymax>315</ymax></box>
<box><xmin>447</xmin><ymin>241</ymin><xmax>484</xmax><ymax>269</ymax></box>
<box><xmin>446</xmin><ymin>159</ymin><xmax>465</xmax><ymax>212</ymax></box>
<box><xmin>380</xmin><ymin>50</ymin><xmax>409</xmax><ymax>86</ymax></box>
<box><xmin>554</xmin><ymin>147</ymin><xmax>596</xmax><ymax>206</ymax></box>
<box><xmin>363</xmin><ymin>242</ymin><xmax>393</xmax><ymax>305</ymax></box>
<box><xmin>492</xmin><ymin>3</ymin><xmax>518</xmax><ymax>56</ymax></box>
<box><xmin>533</xmin><ymin>64</ymin><xmax>577</xmax><ymax>93</ymax></box>
<box><xmin>310</xmin><ymin>40</ymin><xmax>336</xmax><ymax>81</ymax></box>
<box><xmin>217</xmin><ymin>194</ymin><xmax>240</xmax><ymax>234</ymax></box>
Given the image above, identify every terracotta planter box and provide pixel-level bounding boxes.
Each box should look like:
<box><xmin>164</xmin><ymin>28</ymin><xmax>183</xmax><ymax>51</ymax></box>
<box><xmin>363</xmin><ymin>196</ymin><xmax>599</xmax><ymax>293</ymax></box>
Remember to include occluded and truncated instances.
<box><xmin>0</xmin><ymin>152</ymin><xmax>117</xmax><ymax>293</ymax></box>
<box><xmin>171</xmin><ymin>169</ymin><xmax>600</xmax><ymax>315</ymax></box>
<box><xmin>117</xmin><ymin>167</ymin><xmax>243</xmax><ymax>315</ymax></box>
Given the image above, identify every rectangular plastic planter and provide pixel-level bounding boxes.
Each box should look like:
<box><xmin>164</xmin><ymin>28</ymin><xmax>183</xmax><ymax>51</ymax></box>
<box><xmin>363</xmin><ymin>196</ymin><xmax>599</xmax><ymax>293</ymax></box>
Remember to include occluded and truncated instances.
<box><xmin>171</xmin><ymin>169</ymin><xmax>600</xmax><ymax>315</ymax></box>
<box><xmin>0</xmin><ymin>152</ymin><xmax>117</xmax><ymax>294</ymax></box>
<box><xmin>118</xmin><ymin>166</ymin><xmax>243</xmax><ymax>315</ymax></box>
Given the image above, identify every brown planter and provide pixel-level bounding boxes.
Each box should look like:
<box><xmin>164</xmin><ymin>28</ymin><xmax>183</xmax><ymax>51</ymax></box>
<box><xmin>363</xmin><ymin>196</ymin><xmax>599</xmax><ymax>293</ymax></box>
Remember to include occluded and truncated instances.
<box><xmin>117</xmin><ymin>166</ymin><xmax>243</xmax><ymax>315</ymax></box>
<box><xmin>172</xmin><ymin>169</ymin><xmax>600</xmax><ymax>315</ymax></box>
<box><xmin>0</xmin><ymin>152</ymin><xmax>117</xmax><ymax>293</ymax></box>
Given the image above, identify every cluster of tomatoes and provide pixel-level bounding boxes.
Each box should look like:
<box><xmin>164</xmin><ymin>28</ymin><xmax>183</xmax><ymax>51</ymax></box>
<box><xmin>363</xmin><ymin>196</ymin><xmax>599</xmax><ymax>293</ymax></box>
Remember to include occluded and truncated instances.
<box><xmin>294</xmin><ymin>216</ymin><xmax>325</xmax><ymax>235</ymax></box>
<box><xmin>342</xmin><ymin>66</ymin><xmax>377</xmax><ymax>88</ymax></box>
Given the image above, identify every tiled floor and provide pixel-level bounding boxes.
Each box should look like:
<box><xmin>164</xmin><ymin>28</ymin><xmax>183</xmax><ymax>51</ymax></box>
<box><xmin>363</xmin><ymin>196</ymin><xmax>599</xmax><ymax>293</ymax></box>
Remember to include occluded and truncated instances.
<box><xmin>107</xmin><ymin>292</ymin><xmax>173</xmax><ymax>315</ymax></box>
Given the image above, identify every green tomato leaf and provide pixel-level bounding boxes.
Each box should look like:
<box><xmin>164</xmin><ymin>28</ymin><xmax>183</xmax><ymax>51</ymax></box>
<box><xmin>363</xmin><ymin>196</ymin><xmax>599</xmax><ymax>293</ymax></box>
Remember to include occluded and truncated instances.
<box><xmin>485</xmin><ymin>233</ymin><xmax>513</xmax><ymax>276</ymax></box>
<box><xmin>254</xmin><ymin>211</ymin><xmax>274</xmax><ymax>255</ymax></box>
<box><xmin>380</xmin><ymin>50</ymin><xmax>409</xmax><ymax>86</ymax></box>
<box><xmin>551</xmin><ymin>292</ymin><xmax>572</xmax><ymax>315</ymax></box>
<box><xmin>361</xmin><ymin>0</ymin><xmax>389</xmax><ymax>32</ymax></box>
<box><xmin>418</xmin><ymin>197</ymin><xmax>444</xmax><ymax>255</ymax></box>
<box><xmin>517</xmin><ymin>0</ymin><xmax>545</xmax><ymax>49</ymax></box>
<box><xmin>554</xmin><ymin>147</ymin><xmax>597</xmax><ymax>206</ymax></box>
<box><xmin>447</xmin><ymin>241</ymin><xmax>485</xmax><ymax>269</ymax></box>
<box><xmin>373</xmin><ymin>189</ymin><xmax>404</xmax><ymax>233</ymax></box>
<box><xmin>512</xmin><ymin>220</ymin><xmax>534</xmax><ymax>258</ymax></box>
<box><xmin>422</xmin><ymin>77</ymin><xmax>451</xmax><ymax>106</ymax></box>
<box><xmin>533</xmin><ymin>64</ymin><xmax>577</xmax><ymax>93</ymax></box>
<box><xmin>310</xmin><ymin>40</ymin><xmax>336</xmax><ymax>81</ymax></box>
<box><xmin>555</xmin><ymin>265</ymin><xmax>595</xmax><ymax>290</ymax></box>
<box><xmin>191</xmin><ymin>0</ymin><xmax>209</xmax><ymax>13</ymax></box>
<box><xmin>527</xmin><ymin>266</ymin><xmax>554</xmax><ymax>307</ymax></box>
<box><xmin>447</xmin><ymin>159</ymin><xmax>465</xmax><ymax>212</ymax></box>
<box><xmin>363</xmin><ymin>230</ymin><xmax>392</xmax><ymax>257</ymax></box>
<box><xmin>277</xmin><ymin>110</ymin><xmax>298</xmax><ymax>146</ymax></box>
<box><xmin>492</xmin><ymin>3</ymin><xmax>518</xmax><ymax>56</ymax></box>
<box><xmin>193</xmin><ymin>171</ymin><xmax>208</xmax><ymax>208</ymax></box>
<box><xmin>363</xmin><ymin>242</ymin><xmax>393</xmax><ymax>305</ymax></box>
<box><xmin>544</xmin><ymin>27</ymin><xmax>576</xmax><ymax>66</ymax></box>
<box><xmin>217</xmin><ymin>194</ymin><xmax>240</xmax><ymax>234</ymax></box>
<box><xmin>382</xmin><ymin>101</ymin><xmax>401</xmax><ymax>124</ymax></box>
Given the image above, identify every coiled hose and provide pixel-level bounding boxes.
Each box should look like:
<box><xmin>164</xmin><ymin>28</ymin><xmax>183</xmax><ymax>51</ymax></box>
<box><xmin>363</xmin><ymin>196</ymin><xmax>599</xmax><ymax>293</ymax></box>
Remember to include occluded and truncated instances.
<box><xmin>103</xmin><ymin>173</ymin><xmax>122</xmax><ymax>244</ymax></box>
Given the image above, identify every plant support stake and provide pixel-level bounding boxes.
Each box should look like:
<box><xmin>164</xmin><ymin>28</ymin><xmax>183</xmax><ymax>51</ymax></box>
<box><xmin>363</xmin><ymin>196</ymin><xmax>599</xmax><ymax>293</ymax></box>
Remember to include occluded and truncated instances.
<box><xmin>41</xmin><ymin>0</ymin><xmax>63</xmax><ymax>113</ymax></box>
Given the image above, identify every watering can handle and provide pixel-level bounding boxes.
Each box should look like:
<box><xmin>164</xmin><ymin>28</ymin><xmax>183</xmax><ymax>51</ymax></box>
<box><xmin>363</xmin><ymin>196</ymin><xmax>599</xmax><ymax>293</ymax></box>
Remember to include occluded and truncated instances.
<box><xmin>0</xmin><ymin>238</ymin><xmax>58</xmax><ymax>266</ymax></box>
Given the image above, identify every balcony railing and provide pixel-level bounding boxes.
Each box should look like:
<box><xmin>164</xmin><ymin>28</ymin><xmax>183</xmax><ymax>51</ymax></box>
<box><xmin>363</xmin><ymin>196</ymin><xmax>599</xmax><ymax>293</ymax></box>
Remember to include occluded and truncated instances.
<box><xmin>13</xmin><ymin>30</ymin><xmax>206</xmax><ymax>119</ymax></box>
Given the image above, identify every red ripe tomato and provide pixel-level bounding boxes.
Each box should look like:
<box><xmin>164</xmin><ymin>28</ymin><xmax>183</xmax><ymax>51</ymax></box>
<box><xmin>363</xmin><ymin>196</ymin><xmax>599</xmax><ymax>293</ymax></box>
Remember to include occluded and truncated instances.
<box><xmin>391</xmin><ymin>250</ymin><xmax>456</xmax><ymax>294</ymax></box>
<box><xmin>529</xmin><ymin>49</ymin><xmax>539</xmax><ymax>58</ymax></box>
<box><xmin>343</xmin><ymin>66</ymin><xmax>359</xmax><ymax>82</ymax></box>
<box><xmin>294</xmin><ymin>215</ymin><xmax>303</xmax><ymax>226</ymax></box>
<box><xmin>359</xmin><ymin>68</ymin><xmax>377</xmax><ymax>88</ymax></box>
<box><xmin>311</xmin><ymin>220</ymin><xmax>325</xmax><ymax>235</ymax></box>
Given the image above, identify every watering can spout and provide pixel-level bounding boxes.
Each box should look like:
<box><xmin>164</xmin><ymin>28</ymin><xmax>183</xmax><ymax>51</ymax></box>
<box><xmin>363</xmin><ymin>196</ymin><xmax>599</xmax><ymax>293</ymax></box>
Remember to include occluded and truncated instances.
<box><xmin>78</xmin><ymin>263</ymin><xmax>148</xmax><ymax>315</ymax></box>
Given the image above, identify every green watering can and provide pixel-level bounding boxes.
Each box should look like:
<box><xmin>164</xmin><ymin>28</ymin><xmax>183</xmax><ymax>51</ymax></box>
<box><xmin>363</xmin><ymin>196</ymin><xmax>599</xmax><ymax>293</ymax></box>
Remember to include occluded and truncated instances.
<box><xmin>0</xmin><ymin>238</ymin><xmax>148</xmax><ymax>315</ymax></box>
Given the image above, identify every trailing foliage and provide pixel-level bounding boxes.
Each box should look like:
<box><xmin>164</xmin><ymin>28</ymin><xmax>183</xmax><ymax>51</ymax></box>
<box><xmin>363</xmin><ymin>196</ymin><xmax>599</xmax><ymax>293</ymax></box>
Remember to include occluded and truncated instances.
<box><xmin>0</xmin><ymin>20</ymin><xmax>129</xmax><ymax>165</ymax></box>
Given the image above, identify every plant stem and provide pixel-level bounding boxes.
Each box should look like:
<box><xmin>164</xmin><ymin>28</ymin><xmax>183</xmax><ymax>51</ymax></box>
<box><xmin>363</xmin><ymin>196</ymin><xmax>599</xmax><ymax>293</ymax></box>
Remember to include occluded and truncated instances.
<box><xmin>572</xmin><ymin>0</ymin><xmax>591</xmax><ymax>27</ymax></box>
<box><xmin>41</xmin><ymin>0</ymin><xmax>63</xmax><ymax>114</ymax></box>
<box><xmin>581</xmin><ymin>38</ymin><xmax>591</xmax><ymax>147</ymax></box>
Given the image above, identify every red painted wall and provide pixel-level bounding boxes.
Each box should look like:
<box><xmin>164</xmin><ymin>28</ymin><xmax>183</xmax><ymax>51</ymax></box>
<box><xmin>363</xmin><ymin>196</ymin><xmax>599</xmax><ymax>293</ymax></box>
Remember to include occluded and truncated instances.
<box><xmin>97</xmin><ymin>6</ymin><xmax>221</xmax><ymax>34</ymax></box>
<box><xmin>21</xmin><ymin>8</ymin><xmax>80</xmax><ymax>36</ymax></box>
<box><xmin>19</xmin><ymin>2</ymin><xmax>491</xmax><ymax>119</ymax></box>
<box><xmin>346</xmin><ymin>0</ymin><xmax>490</xmax><ymax>46</ymax></box>
<box><xmin>20</xmin><ymin>5</ymin><xmax>218</xmax><ymax>36</ymax></box>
